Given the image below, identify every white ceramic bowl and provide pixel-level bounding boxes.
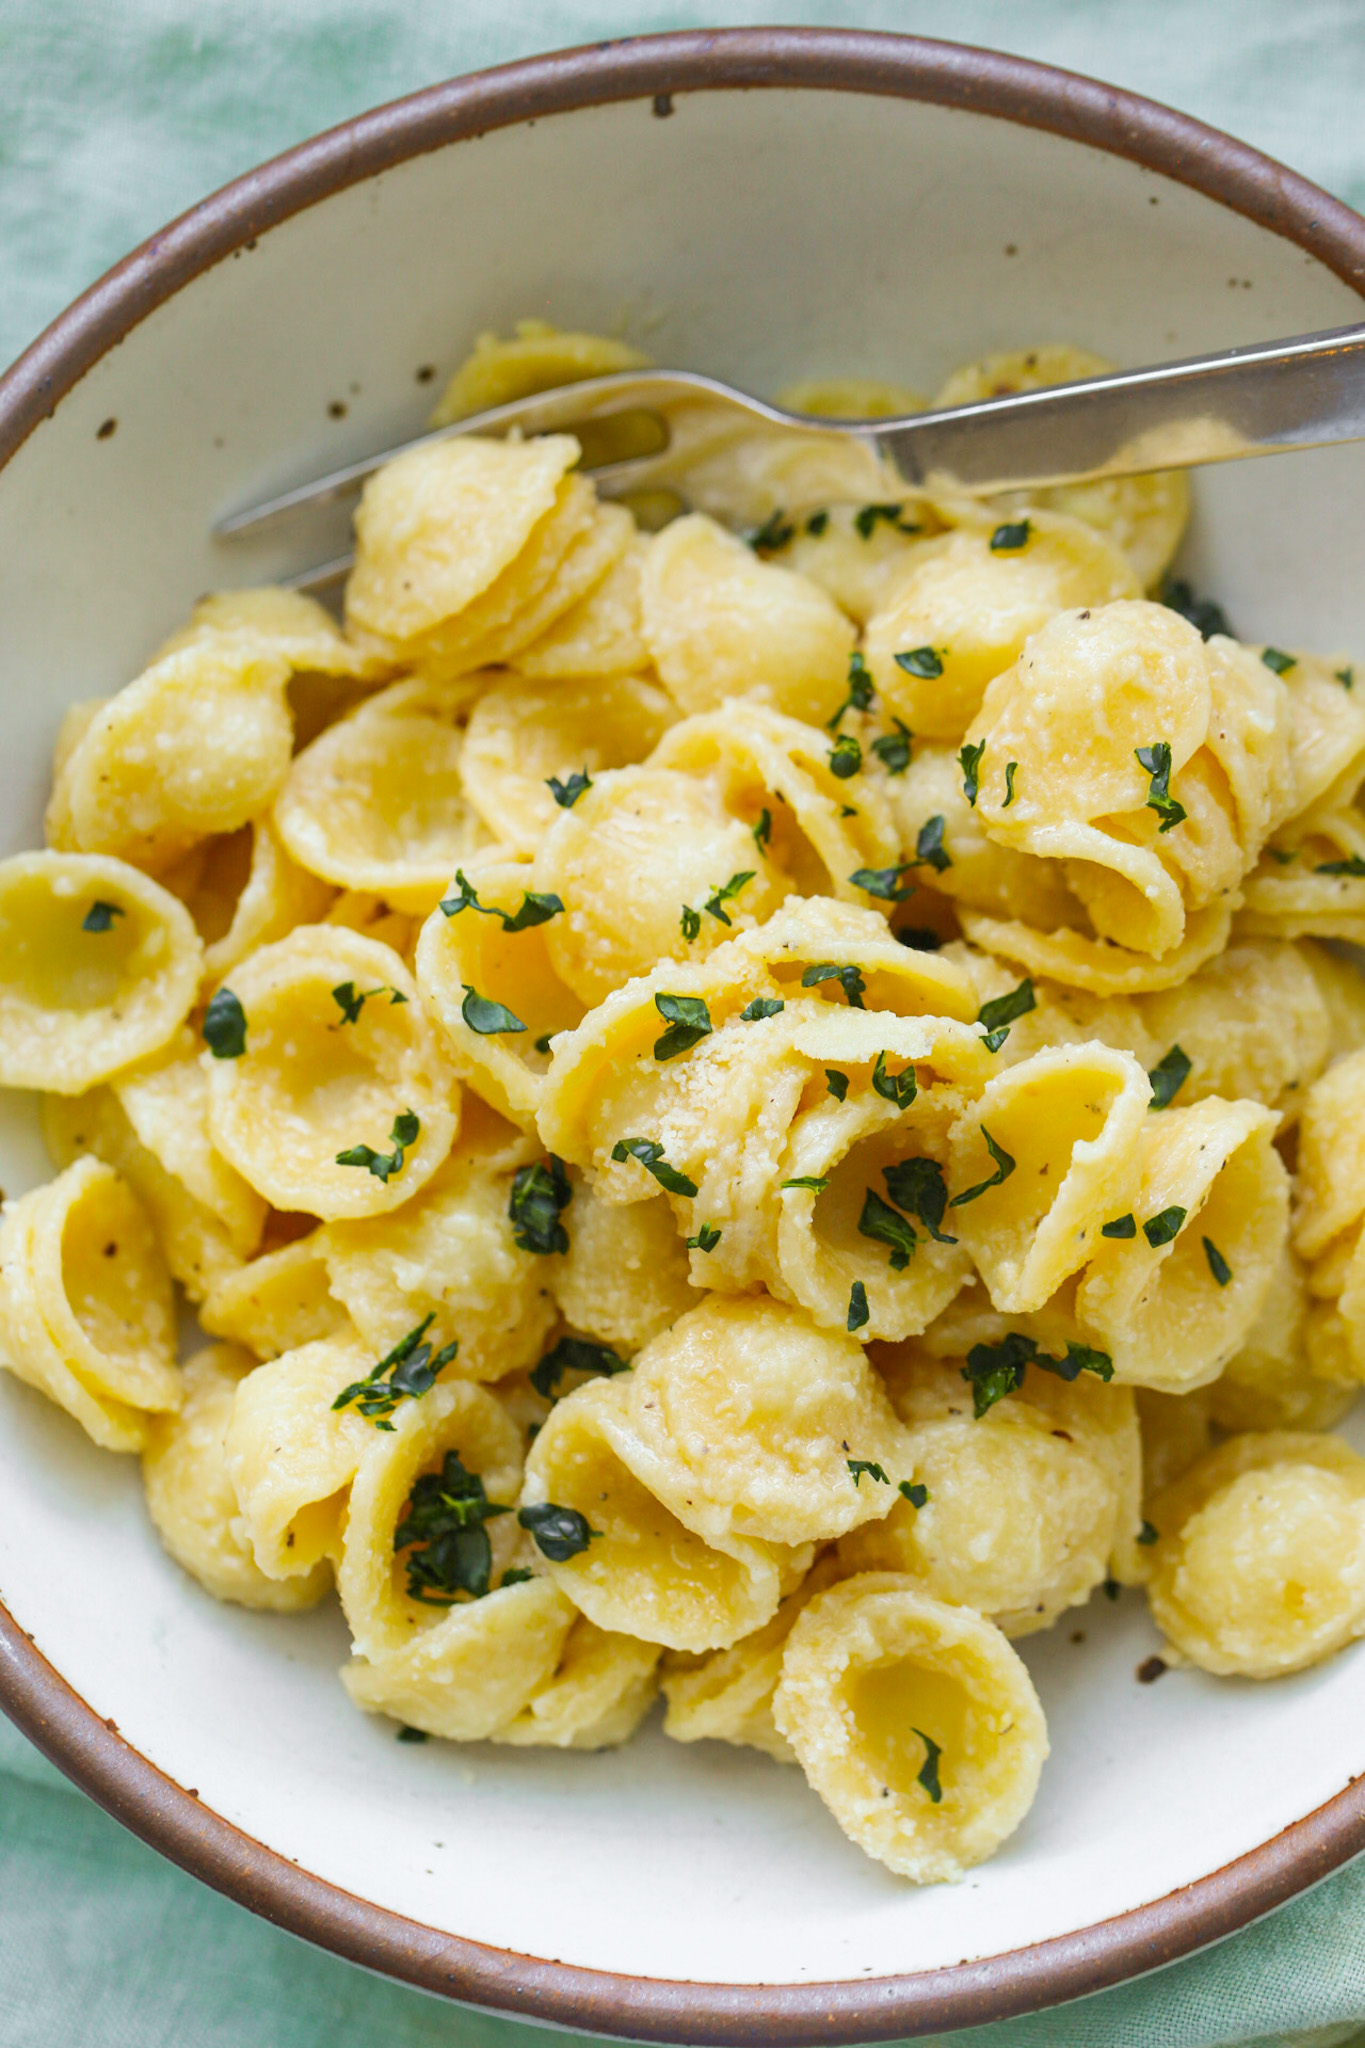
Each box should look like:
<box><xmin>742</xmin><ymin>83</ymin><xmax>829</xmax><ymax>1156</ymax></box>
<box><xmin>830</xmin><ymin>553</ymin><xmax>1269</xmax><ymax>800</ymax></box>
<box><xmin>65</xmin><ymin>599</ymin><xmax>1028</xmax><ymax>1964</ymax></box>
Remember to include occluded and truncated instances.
<box><xmin>4</xmin><ymin>29</ymin><xmax>1365</xmax><ymax>2044</ymax></box>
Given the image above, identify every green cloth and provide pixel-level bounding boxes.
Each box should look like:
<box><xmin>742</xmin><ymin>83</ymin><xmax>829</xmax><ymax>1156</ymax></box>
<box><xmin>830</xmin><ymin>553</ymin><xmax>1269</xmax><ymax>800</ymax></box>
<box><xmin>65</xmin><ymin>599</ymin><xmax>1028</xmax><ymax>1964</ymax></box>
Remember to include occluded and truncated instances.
<box><xmin>4</xmin><ymin>3</ymin><xmax>1365</xmax><ymax>2043</ymax></box>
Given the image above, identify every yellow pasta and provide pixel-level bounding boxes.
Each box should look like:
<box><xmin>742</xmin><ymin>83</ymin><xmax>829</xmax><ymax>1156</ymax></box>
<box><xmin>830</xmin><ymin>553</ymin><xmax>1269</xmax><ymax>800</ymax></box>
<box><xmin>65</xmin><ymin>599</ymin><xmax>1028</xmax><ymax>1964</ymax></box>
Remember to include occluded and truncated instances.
<box><xmin>223</xmin><ymin>1331</ymin><xmax>379</xmax><ymax>1576</ymax></box>
<box><xmin>427</xmin><ymin>318</ymin><xmax>650</xmax><ymax>428</ymax></box>
<box><xmin>0</xmin><ymin>1156</ymin><xmax>179</xmax><ymax>1451</ymax></box>
<box><xmin>204</xmin><ymin>926</ymin><xmax>460</xmax><ymax>1219</ymax></box>
<box><xmin>0</xmin><ymin>852</ymin><xmax>202</xmax><ymax>1092</ymax></box>
<box><xmin>162</xmin><ymin>818</ymin><xmax>334</xmax><ymax>984</ymax></box>
<box><xmin>511</xmin><ymin>534</ymin><xmax>653</xmax><ymax>679</ymax></box>
<box><xmin>662</xmin><ymin>1553</ymin><xmax>845</xmax><ymax>1762</ymax></box>
<box><xmin>199</xmin><ymin>1231</ymin><xmax>347</xmax><ymax>1359</ymax></box>
<box><xmin>492</xmin><ymin>1618</ymin><xmax>662</xmax><ymax>1750</ymax></box>
<box><xmin>772</xmin><ymin>1574</ymin><xmax>1049</xmax><ymax>1881</ymax></box>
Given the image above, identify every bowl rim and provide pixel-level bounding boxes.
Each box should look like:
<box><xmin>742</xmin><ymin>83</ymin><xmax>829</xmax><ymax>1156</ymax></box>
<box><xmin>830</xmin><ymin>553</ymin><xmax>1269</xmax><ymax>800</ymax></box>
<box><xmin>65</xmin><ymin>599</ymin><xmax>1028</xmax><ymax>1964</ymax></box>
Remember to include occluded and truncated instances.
<box><xmin>3</xmin><ymin>25</ymin><xmax>1365</xmax><ymax>2043</ymax></box>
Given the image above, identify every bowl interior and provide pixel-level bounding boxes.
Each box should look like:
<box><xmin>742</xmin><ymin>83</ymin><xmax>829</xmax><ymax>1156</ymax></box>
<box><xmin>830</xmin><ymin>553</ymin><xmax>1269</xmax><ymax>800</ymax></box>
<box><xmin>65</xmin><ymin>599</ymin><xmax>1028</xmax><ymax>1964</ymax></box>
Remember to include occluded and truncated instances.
<box><xmin>2</xmin><ymin>70</ymin><xmax>1365</xmax><ymax>2009</ymax></box>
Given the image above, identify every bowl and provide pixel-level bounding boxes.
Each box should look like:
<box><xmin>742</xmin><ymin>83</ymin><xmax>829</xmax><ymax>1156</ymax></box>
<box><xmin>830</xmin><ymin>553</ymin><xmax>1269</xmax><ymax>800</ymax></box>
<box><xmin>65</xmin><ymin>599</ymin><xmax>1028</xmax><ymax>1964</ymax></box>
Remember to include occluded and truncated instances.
<box><xmin>3</xmin><ymin>27</ymin><xmax>1365</xmax><ymax>2045</ymax></box>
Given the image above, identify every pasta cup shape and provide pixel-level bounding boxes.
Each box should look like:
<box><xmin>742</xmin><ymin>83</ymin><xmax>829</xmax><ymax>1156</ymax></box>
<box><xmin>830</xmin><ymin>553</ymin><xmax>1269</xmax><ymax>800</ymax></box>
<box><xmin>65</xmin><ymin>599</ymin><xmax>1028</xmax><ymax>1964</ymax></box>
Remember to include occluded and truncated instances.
<box><xmin>319</xmin><ymin>1146</ymin><xmax>557</xmax><ymax>1383</ymax></box>
<box><xmin>640</xmin><ymin>511</ymin><xmax>856</xmax><ymax>726</ymax></box>
<box><xmin>1293</xmin><ymin>1047</ymin><xmax>1365</xmax><ymax>1260</ymax></box>
<box><xmin>162</xmin><ymin>818</ymin><xmax>334</xmax><ymax>985</ymax></box>
<box><xmin>428</xmin><ymin>319</ymin><xmax>651</xmax><ymax>428</ymax></box>
<box><xmin>274</xmin><ymin>675</ymin><xmax>492</xmax><ymax>914</ymax></box>
<box><xmin>155</xmin><ymin>584</ymin><xmax>387</xmax><ymax>680</ymax></box>
<box><xmin>460</xmin><ymin>671</ymin><xmax>676</xmax><ymax>852</ymax></box>
<box><xmin>521</xmin><ymin>1375</ymin><xmax>789</xmax><ymax>1652</ymax></box>
<box><xmin>772</xmin><ymin>1574</ymin><xmax>1049</xmax><ymax>1883</ymax></box>
<box><xmin>42</xmin><ymin>1086</ymin><xmax>247</xmax><ymax>1302</ymax></box>
<box><xmin>548</xmin><ymin>1184</ymin><xmax>699</xmax><ymax>1352</ymax></box>
<box><xmin>1074</xmin><ymin>1097</ymin><xmax>1288</xmax><ymax>1391</ymax></box>
<box><xmin>143</xmin><ymin>1343</ymin><xmax>332</xmax><ymax>1611</ymax></box>
<box><xmin>957</xmin><ymin>897</ymin><xmax>1235</xmax><ymax>997</ymax></box>
<box><xmin>0</xmin><ymin>1157</ymin><xmax>179</xmax><ymax>1452</ymax></box>
<box><xmin>491</xmin><ymin>1618</ymin><xmax>662</xmax><ymax>1750</ymax></box>
<box><xmin>344</xmin><ymin>432</ymin><xmax>580</xmax><ymax>647</ymax></box>
<box><xmin>224</xmin><ymin>1332</ymin><xmax>388</xmax><ymax>1576</ymax></box>
<box><xmin>947</xmin><ymin>1044</ymin><xmax>1151</xmax><ymax>1314</ymax></box>
<box><xmin>534</xmin><ymin>765</ymin><xmax>790</xmax><ymax>1006</ymax></box>
<box><xmin>1147</xmin><ymin>1432</ymin><xmax>1365</xmax><ymax>1677</ymax></box>
<box><xmin>778</xmin><ymin>500</ymin><xmax>943</xmax><ymax>630</ymax></box>
<box><xmin>626</xmin><ymin>1294</ymin><xmax>910</xmax><ymax>1549</ymax></box>
<box><xmin>205</xmin><ymin>927</ymin><xmax>459</xmax><ymax>1220</ymax></box>
<box><xmin>341</xmin><ymin>1576</ymin><xmax>576</xmax><ymax>1742</ymax></box>
<box><xmin>114</xmin><ymin>1028</ymin><xmax>267</xmax><ymax>1262</ymax></box>
<box><xmin>414</xmin><ymin>856</ymin><xmax>588</xmax><ymax>1129</ymax></box>
<box><xmin>47</xmin><ymin>641</ymin><xmax>292</xmax><ymax>869</ymax></box>
<box><xmin>338</xmin><ymin>1377</ymin><xmax>524</xmax><ymax>1657</ymax></box>
<box><xmin>730</xmin><ymin>895</ymin><xmax>980</xmax><ymax>1023</ymax></box>
<box><xmin>1135</xmin><ymin>939</ymin><xmax>1330</xmax><ymax>1120</ymax></box>
<box><xmin>1209</xmin><ymin>1245</ymin><xmax>1356</xmax><ymax>1433</ymax></box>
<box><xmin>863</xmin><ymin>512</ymin><xmax>1139</xmax><ymax>742</ymax></box>
<box><xmin>200</xmin><ymin>1232</ymin><xmax>347</xmax><ymax>1360</ymax></box>
<box><xmin>841</xmin><ymin>1352</ymin><xmax>1140</xmax><ymax>1631</ymax></box>
<box><xmin>1276</xmin><ymin>652</ymin><xmax>1365</xmax><ymax>826</ymax></box>
<box><xmin>648</xmin><ymin>701</ymin><xmax>898</xmax><ymax>905</ymax></box>
<box><xmin>0</xmin><ymin>852</ymin><xmax>202</xmax><ymax>1092</ymax></box>
<box><xmin>771</xmin><ymin>1087</ymin><xmax>974</xmax><ymax>1341</ymax></box>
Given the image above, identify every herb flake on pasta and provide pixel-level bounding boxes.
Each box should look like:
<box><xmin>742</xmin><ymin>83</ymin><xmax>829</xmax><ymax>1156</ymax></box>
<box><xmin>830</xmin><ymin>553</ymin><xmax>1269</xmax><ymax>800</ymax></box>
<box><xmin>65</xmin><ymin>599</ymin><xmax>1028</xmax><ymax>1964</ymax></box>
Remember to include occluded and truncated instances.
<box><xmin>1135</xmin><ymin>742</ymin><xmax>1187</xmax><ymax>833</ymax></box>
<box><xmin>679</xmin><ymin>903</ymin><xmax>702</xmax><ymax>941</ymax></box>
<box><xmin>396</xmin><ymin>1449</ymin><xmax>512</xmax><ymax>1603</ymax></box>
<box><xmin>331</xmin><ymin>980</ymin><xmax>408</xmax><ymax>1025</ymax></box>
<box><xmin>653</xmin><ymin>992</ymin><xmax>714</xmax><ymax>1061</ymax></box>
<box><xmin>847</xmin><ymin>1458</ymin><xmax>890</xmax><ymax>1486</ymax></box>
<box><xmin>899</xmin><ymin>1481</ymin><xmax>929</xmax><ymax>1507</ymax></box>
<box><xmin>749</xmin><ymin>508</ymin><xmax>795</xmax><ymax>553</ymax></box>
<box><xmin>828</xmin><ymin>733</ymin><xmax>863</xmax><ymax>780</ymax></box>
<box><xmin>847</xmin><ymin>1280</ymin><xmax>870</xmax><ymax>1332</ymax></box>
<box><xmin>951</xmin><ymin>1127</ymin><xmax>1016</xmax><ymax>1207</ymax></box>
<box><xmin>871</xmin><ymin>1049</ymin><xmax>917</xmax><ymax>1109</ymax></box>
<box><xmin>1142</xmin><ymin>1205</ymin><xmax>1187</xmax><ymax>1248</ymax></box>
<box><xmin>1002</xmin><ymin>761</ymin><xmax>1018</xmax><ymax>808</ymax></box>
<box><xmin>858</xmin><ymin>1188</ymin><xmax>919</xmax><ymax>1269</ymax></box>
<box><xmin>850</xmin><ymin>862</ymin><xmax>917</xmax><ymax>903</ymax></box>
<box><xmin>801</xmin><ymin>962</ymin><xmax>867</xmax><ymax>1008</ymax></box>
<box><xmin>989</xmin><ymin>519</ymin><xmax>1031</xmax><ymax>553</ymax></box>
<box><xmin>913</xmin><ymin>1729</ymin><xmax>944</xmax><ymax>1802</ymax></box>
<box><xmin>547</xmin><ymin>770</ymin><xmax>592</xmax><ymax>808</ymax></box>
<box><xmin>962</xmin><ymin>1330</ymin><xmax>1112</xmax><ymax>1418</ymax></box>
<box><xmin>611</xmin><ymin>1137</ymin><xmax>699</xmax><ymax>1198</ymax></box>
<box><xmin>703</xmin><ymin>872</ymin><xmax>755</xmax><ymax>927</ymax></box>
<box><xmin>1102</xmin><ymin>1213</ymin><xmax>1137</xmax><ymax>1239</ymax></box>
<box><xmin>336</xmin><ymin>1108</ymin><xmax>420</xmax><ymax>1184</ymax></box>
<box><xmin>829</xmin><ymin>649</ymin><xmax>875</xmax><ymax>729</ymax></box>
<box><xmin>825</xmin><ymin>1069</ymin><xmax>850</xmax><ymax>1101</ymax></box>
<box><xmin>202</xmin><ymin>986</ymin><xmax>247</xmax><ymax>1059</ymax></box>
<box><xmin>332</xmin><ymin>1313</ymin><xmax>459</xmax><ymax>1428</ymax></box>
<box><xmin>856</xmin><ymin>502</ymin><xmax>918</xmax><ymax>539</ymax></box>
<box><xmin>687</xmin><ymin>1223</ymin><xmax>722</xmax><ymax>1252</ymax></box>
<box><xmin>1137</xmin><ymin>1520</ymin><xmax>1160</xmax><ymax>1546</ymax></box>
<box><xmin>518</xmin><ymin>1502</ymin><xmax>600</xmax><ymax>1561</ymax></box>
<box><xmin>897</xmin><ymin>927</ymin><xmax>942</xmax><ymax>951</ymax></box>
<box><xmin>958</xmin><ymin>739</ymin><xmax>985</xmax><ymax>808</ymax></box>
<box><xmin>883</xmin><ymin>1156</ymin><xmax>957</xmax><ymax>1243</ymax></box>
<box><xmin>1148</xmin><ymin>1043</ymin><xmax>1191</xmax><ymax>1109</ymax></box>
<box><xmin>1315</xmin><ymin>855</ymin><xmax>1365</xmax><ymax>877</ymax></box>
<box><xmin>1203</xmin><ymin>1237</ymin><xmax>1232</xmax><ymax>1286</ymax></box>
<box><xmin>739</xmin><ymin>997</ymin><xmax>785</xmax><ymax>1021</ymax></box>
<box><xmin>1337</xmin><ymin>666</ymin><xmax>1355</xmax><ymax>689</ymax></box>
<box><xmin>460</xmin><ymin>984</ymin><xmax>528</xmax><ymax>1035</ymax></box>
<box><xmin>894</xmin><ymin>646</ymin><xmax>943</xmax><ymax>679</ymax></box>
<box><xmin>508</xmin><ymin>1155</ymin><xmax>572</xmax><ymax>1255</ymax></box>
<box><xmin>81</xmin><ymin>900</ymin><xmax>124</xmax><ymax>933</ymax></box>
<box><xmin>752</xmin><ymin>807</ymin><xmax>772</xmax><ymax>851</ymax></box>
<box><xmin>977</xmin><ymin>977</ymin><xmax>1036</xmax><ymax>1053</ymax></box>
<box><xmin>911</xmin><ymin>814</ymin><xmax>951</xmax><ymax>874</ymax></box>
<box><xmin>870</xmin><ymin>718</ymin><xmax>913</xmax><ymax>775</ymax></box>
<box><xmin>1159</xmin><ymin>575</ymin><xmax>1231</xmax><ymax>641</ymax></box>
<box><xmin>440</xmin><ymin>870</ymin><xmax>564</xmax><ymax>932</ymax></box>
<box><xmin>782</xmin><ymin>1175</ymin><xmax>830</xmax><ymax>1193</ymax></box>
<box><xmin>1261</xmin><ymin>646</ymin><xmax>1297</xmax><ymax>676</ymax></box>
<box><xmin>529</xmin><ymin>1334</ymin><xmax>625</xmax><ymax>1399</ymax></box>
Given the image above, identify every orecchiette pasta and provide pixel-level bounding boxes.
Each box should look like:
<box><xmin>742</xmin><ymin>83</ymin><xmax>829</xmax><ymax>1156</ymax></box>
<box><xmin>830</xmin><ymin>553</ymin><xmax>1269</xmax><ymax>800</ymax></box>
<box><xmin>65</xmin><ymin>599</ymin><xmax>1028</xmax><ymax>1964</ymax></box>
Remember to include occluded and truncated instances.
<box><xmin>12</xmin><ymin>319</ymin><xmax>1365</xmax><ymax>1888</ymax></box>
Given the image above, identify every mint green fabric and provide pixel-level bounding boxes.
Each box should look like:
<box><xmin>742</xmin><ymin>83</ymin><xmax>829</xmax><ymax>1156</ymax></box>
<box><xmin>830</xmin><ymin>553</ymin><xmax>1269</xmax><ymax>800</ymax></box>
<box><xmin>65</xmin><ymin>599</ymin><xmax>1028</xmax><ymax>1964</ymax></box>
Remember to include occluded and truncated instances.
<box><xmin>4</xmin><ymin>5</ymin><xmax>1365</xmax><ymax>2044</ymax></box>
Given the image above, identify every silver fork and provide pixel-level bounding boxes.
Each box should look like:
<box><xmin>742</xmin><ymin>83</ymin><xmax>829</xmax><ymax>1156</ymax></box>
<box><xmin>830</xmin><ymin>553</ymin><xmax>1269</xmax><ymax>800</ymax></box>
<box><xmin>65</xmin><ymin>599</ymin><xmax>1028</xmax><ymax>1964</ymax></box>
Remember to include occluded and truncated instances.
<box><xmin>216</xmin><ymin>323</ymin><xmax>1365</xmax><ymax>594</ymax></box>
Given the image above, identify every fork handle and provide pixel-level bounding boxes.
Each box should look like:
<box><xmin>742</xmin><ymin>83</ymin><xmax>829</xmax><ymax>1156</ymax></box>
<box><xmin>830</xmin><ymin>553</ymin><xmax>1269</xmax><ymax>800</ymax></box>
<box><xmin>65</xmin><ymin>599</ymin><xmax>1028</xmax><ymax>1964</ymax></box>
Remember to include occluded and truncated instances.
<box><xmin>872</xmin><ymin>323</ymin><xmax>1365</xmax><ymax>492</ymax></box>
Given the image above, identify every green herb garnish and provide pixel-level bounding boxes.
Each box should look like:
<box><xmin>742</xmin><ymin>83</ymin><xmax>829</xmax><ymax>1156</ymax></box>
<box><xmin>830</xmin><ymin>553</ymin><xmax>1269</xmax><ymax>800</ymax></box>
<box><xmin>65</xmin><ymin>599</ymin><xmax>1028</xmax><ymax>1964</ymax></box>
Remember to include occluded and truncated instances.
<box><xmin>850</xmin><ymin>861</ymin><xmax>917</xmax><ymax>903</ymax></box>
<box><xmin>680</xmin><ymin>903</ymin><xmax>702</xmax><ymax>942</ymax></box>
<box><xmin>529</xmin><ymin>1335</ymin><xmax>625</xmax><ymax>1399</ymax></box>
<box><xmin>202</xmin><ymin>987</ymin><xmax>247</xmax><ymax>1059</ymax></box>
<box><xmin>461</xmin><ymin>985</ymin><xmax>527</xmax><ymax>1035</ymax></box>
<box><xmin>961</xmin><ymin>1331</ymin><xmax>1113</xmax><ymax>1417</ymax></box>
<box><xmin>740</xmin><ymin>996</ymin><xmax>785</xmax><ymax>1021</ymax></box>
<box><xmin>858</xmin><ymin>1189</ymin><xmax>918</xmax><ymax>1270</ymax></box>
<box><xmin>81</xmin><ymin>900</ymin><xmax>124</xmax><ymax>933</ymax></box>
<box><xmin>847</xmin><ymin>1458</ymin><xmax>889</xmax><ymax>1486</ymax></box>
<box><xmin>1203</xmin><ymin>1237</ymin><xmax>1232</xmax><ymax>1286</ymax></box>
<box><xmin>894</xmin><ymin>646</ymin><xmax>943</xmax><ymax>679</ymax></box>
<box><xmin>1136</xmin><ymin>742</ymin><xmax>1187</xmax><ymax>833</ymax></box>
<box><xmin>703</xmin><ymin>872</ymin><xmax>755</xmax><ymax>927</ymax></box>
<box><xmin>828</xmin><ymin>733</ymin><xmax>862</xmax><ymax>779</ymax></box>
<box><xmin>517</xmin><ymin>1502</ymin><xmax>600</xmax><ymax>1561</ymax></box>
<box><xmin>1137</xmin><ymin>1519</ymin><xmax>1160</xmax><ymax>1546</ymax></box>
<box><xmin>1143</xmin><ymin>1205</ymin><xmax>1187</xmax><ymax>1248</ymax></box>
<box><xmin>989</xmin><ymin>519</ymin><xmax>1031</xmax><ymax>552</ymax></box>
<box><xmin>782</xmin><ymin>1175</ymin><xmax>829</xmax><ymax>1193</ymax></box>
<box><xmin>911</xmin><ymin>815</ymin><xmax>951</xmax><ymax>874</ymax></box>
<box><xmin>332</xmin><ymin>1314</ymin><xmax>458</xmax><ymax>1429</ymax></box>
<box><xmin>610</xmin><ymin>1137</ymin><xmax>699</xmax><ymax>1197</ymax></box>
<box><xmin>950</xmin><ymin>1126</ymin><xmax>1016</xmax><ymax>1207</ymax></box>
<box><xmin>914</xmin><ymin>1729</ymin><xmax>943</xmax><ymax>1802</ymax></box>
<box><xmin>871</xmin><ymin>1049</ymin><xmax>917</xmax><ymax>1110</ymax></box>
<box><xmin>688</xmin><ymin>1223</ymin><xmax>722</xmax><ymax>1252</ymax></box>
<box><xmin>438</xmin><ymin>869</ymin><xmax>563</xmax><ymax>932</ymax></box>
<box><xmin>883</xmin><ymin>1157</ymin><xmax>957</xmax><ymax>1244</ymax></box>
<box><xmin>870</xmin><ymin>719</ymin><xmax>913</xmax><ymax>775</ymax></box>
<box><xmin>1002</xmin><ymin>761</ymin><xmax>1018</xmax><ymax>808</ymax></box>
<box><xmin>899</xmin><ymin>1481</ymin><xmax>929</xmax><ymax>1507</ymax></box>
<box><xmin>855</xmin><ymin>502</ymin><xmax>917</xmax><ymax>538</ymax></box>
<box><xmin>825</xmin><ymin>1069</ymin><xmax>850</xmax><ymax>1101</ymax></box>
<box><xmin>1315</xmin><ymin>855</ymin><xmax>1365</xmax><ymax>877</ymax></box>
<box><xmin>1148</xmin><ymin>1044</ymin><xmax>1191</xmax><ymax>1109</ymax></box>
<box><xmin>508</xmin><ymin>1155</ymin><xmax>572</xmax><ymax>1255</ymax></box>
<box><xmin>847</xmin><ymin>1280</ymin><xmax>870</xmax><ymax>1332</ymax></box>
<box><xmin>752</xmin><ymin>807</ymin><xmax>772</xmax><ymax>850</ymax></box>
<box><xmin>331</xmin><ymin>980</ymin><xmax>408</xmax><ymax>1025</ymax></box>
<box><xmin>959</xmin><ymin>739</ymin><xmax>985</xmax><ymax>807</ymax></box>
<box><xmin>547</xmin><ymin>770</ymin><xmax>592</xmax><ymax>808</ymax></box>
<box><xmin>806</xmin><ymin>510</ymin><xmax>829</xmax><ymax>536</ymax></box>
<box><xmin>395</xmin><ymin>1450</ymin><xmax>511</xmax><ymax>1603</ymax></box>
<box><xmin>829</xmin><ymin>650</ymin><xmax>875</xmax><ymax>729</ymax></box>
<box><xmin>750</xmin><ymin>508</ymin><xmax>795</xmax><ymax>552</ymax></box>
<box><xmin>978</xmin><ymin>976</ymin><xmax>1035</xmax><ymax>1053</ymax></box>
<box><xmin>1159</xmin><ymin>575</ymin><xmax>1230</xmax><ymax>640</ymax></box>
<box><xmin>801</xmin><ymin>962</ymin><xmax>866</xmax><ymax>1008</ymax></box>
<box><xmin>1261</xmin><ymin>646</ymin><xmax>1296</xmax><ymax>675</ymax></box>
<box><xmin>897</xmin><ymin>927</ymin><xmax>942</xmax><ymax>951</ymax></box>
<box><xmin>1337</xmin><ymin>667</ymin><xmax>1355</xmax><ymax>689</ymax></box>
<box><xmin>336</xmin><ymin>1108</ymin><xmax>420</xmax><ymax>1183</ymax></box>
<box><xmin>1102</xmin><ymin>1213</ymin><xmax>1136</xmax><ymax>1239</ymax></box>
<box><xmin>653</xmin><ymin>992</ymin><xmax>714</xmax><ymax>1061</ymax></box>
